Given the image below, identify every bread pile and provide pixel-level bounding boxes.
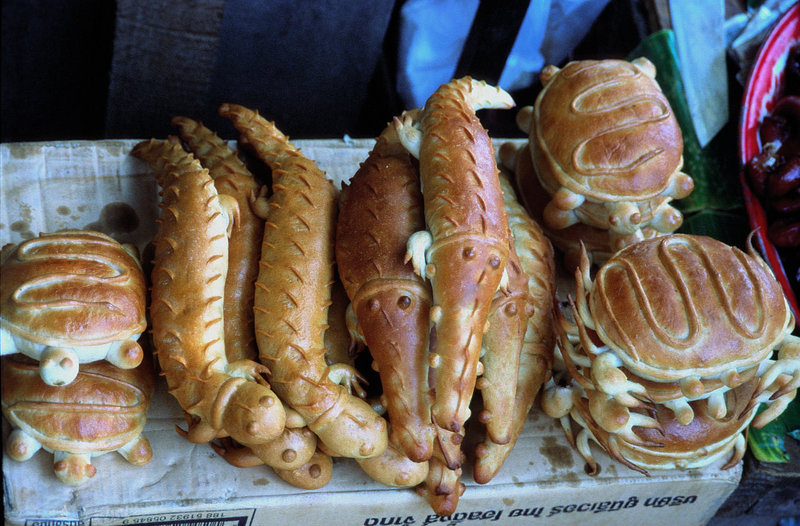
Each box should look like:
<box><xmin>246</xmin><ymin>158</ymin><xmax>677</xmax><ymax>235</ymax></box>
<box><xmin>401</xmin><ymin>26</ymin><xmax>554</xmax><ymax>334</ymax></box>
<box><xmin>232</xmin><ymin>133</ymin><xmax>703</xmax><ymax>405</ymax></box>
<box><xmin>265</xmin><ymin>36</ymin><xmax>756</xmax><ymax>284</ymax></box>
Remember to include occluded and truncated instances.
<box><xmin>120</xmin><ymin>77</ymin><xmax>556</xmax><ymax>516</ymax></box>
<box><xmin>338</xmin><ymin>78</ymin><xmax>556</xmax><ymax>515</ymax></box>
<box><xmin>511</xmin><ymin>58</ymin><xmax>694</xmax><ymax>270</ymax></box>
<box><xmin>538</xmin><ymin>233</ymin><xmax>800</xmax><ymax>474</ymax></box>
<box><xmin>0</xmin><ymin>231</ymin><xmax>154</xmax><ymax>485</ymax></box>
<box><xmin>134</xmin><ymin>125</ymin><xmax>330</xmax><ymax>490</ymax></box>
<box><xmin>3</xmin><ymin>58</ymin><xmax>800</xmax><ymax>515</ymax></box>
<box><xmin>495</xmin><ymin>57</ymin><xmax>799</xmax><ymax>476</ymax></box>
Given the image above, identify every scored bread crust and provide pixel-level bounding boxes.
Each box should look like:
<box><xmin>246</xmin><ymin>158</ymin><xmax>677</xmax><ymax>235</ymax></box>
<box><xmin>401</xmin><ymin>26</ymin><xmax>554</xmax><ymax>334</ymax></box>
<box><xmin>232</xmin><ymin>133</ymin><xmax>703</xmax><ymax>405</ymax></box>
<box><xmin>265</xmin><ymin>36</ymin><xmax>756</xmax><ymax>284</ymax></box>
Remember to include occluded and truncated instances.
<box><xmin>472</xmin><ymin>169</ymin><xmax>556</xmax><ymax>485</ymax></box>
<box><xmin>587</xmin><ymin>235</ymin><xmax>792</xmax><ymax>381</ymax></box>
<box><xmin>395</xmin><ymin>77</ymin><xmax>514</xmax><ymax>471</ymax></box>
<box><xmin>571</xmin><ymin>378</ymin><xmax>758</xmax><ymax>474</ymax></box>
<box><xmin>532</xmin><ymin>58</ymin><xmax>684</xmax><ymax>201</ymax></box>
<box><xmin>0</xmin><ymin>230</ymin><xmax>146</xmax><ymax>346</ymax></box>
<box><xmin>219</xmin><ymin>103</ymin><xmax>388</xmax><ymax>460</ymax></box>
<box><xmin>335</xmin><ymin>121</ymin><xmax>436</xmax><ymax>463</ymax></box>
<box><xmin>136</xmin><ymin>138</ymin><xmax>286</xmax><ymax>446</ymax></box>
<box><xmin>501</xmin><ymin>138</ymin><xmax>615</xmax><ymax>268</ymax></box>
<box><xmin>475</xmin><ymin>237</ymin><xmax>530</xmax><ymax>447</ymax></box>
<box><xmin>1</xmin><ymin>353</ymin><xmax>154</xmax><ymax>454</ymax></box>
<box><xmin>171</xmin><ymin>116</ymin><xmax>264</xmax><ymax>363</ymax></box>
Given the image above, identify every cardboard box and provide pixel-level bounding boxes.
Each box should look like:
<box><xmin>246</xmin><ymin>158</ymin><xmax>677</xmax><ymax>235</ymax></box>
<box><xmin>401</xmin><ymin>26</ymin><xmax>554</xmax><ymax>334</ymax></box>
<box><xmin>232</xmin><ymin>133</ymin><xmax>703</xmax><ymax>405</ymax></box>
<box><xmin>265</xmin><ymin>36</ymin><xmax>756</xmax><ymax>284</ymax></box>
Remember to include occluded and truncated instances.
<box><xmin>1</xmin><ymin>140</ymin><xmax>741</xmax><ymax>526</ymax></box>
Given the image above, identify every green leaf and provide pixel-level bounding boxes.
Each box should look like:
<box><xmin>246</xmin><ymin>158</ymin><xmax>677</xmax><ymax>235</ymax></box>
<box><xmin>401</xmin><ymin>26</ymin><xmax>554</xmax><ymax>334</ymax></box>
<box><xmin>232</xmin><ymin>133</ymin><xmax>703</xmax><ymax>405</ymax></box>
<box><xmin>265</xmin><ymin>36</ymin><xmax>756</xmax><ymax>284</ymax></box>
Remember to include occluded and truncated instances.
<box><xmin>628</xmin><ymin>30</ymin><xmax>744</xmax><ymax>214</ymax></box>
<box><xmin>679</xmin><ymin>209</ymin><xmax>751</xmax><ymax>247</ymax></box>
<box><xmin>747</xmin><ymin>397</ymin><xmax>800</xmax><ymax>463</ymax></box>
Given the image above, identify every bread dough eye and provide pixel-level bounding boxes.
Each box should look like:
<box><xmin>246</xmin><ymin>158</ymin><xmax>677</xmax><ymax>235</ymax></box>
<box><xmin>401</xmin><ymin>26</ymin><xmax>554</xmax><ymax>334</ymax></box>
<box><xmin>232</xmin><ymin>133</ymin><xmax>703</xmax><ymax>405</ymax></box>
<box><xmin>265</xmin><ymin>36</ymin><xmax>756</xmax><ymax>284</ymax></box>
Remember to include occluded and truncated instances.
<box><xmin>397</xmin><ymin>295</ymin><xmax>411</xmax><ymax>309</ymax></box>
<box><xmin>502</xmin><ymin>302</ymin><xmax>517</xmax><ymax>317</ymax></box>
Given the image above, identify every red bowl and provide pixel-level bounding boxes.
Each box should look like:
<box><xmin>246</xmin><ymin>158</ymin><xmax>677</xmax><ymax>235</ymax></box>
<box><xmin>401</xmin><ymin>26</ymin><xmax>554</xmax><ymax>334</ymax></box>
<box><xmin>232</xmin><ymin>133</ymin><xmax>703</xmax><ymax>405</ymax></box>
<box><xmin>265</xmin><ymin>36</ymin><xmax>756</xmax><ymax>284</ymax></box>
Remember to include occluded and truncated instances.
<box><xmin>738</xmin><ymin>3</ymin><xmax>800</xmax><ymax>321</ymax></box>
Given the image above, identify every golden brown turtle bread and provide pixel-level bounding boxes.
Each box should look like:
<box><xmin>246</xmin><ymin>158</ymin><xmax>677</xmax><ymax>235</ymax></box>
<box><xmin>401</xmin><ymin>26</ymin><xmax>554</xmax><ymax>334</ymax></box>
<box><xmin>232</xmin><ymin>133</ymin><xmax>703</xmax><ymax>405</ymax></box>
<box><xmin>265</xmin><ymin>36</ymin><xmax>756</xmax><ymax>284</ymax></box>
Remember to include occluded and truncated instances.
<box><xmin>532</xmin><ymin>58</ymin><xmax>685</xmax><ymax>201</ymax></box>
<box><xmin>0</xmin><ymin>230</ymin><xmax>147</xmax><ymax>386</ymax></box>
<box><xmin>2</xmin><ymin>352</ymin><xmax>154</xmax><ymax>485</ymax></box>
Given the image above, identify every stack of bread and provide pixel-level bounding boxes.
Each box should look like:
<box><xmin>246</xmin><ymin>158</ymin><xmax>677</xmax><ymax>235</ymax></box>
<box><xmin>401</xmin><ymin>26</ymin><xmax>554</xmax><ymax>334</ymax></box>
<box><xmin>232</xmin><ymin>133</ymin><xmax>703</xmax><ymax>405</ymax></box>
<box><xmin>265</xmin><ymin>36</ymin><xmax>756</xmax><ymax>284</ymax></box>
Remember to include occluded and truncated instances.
<box><xmin>6</xmin><ymin>59</ymin><xmax>799</xmax><ymax>515</ymax></box>
<box><xmin>337</xmin><ymin>77</ymin><xmax>556</xmax><ymax>515</ymax></box>
<box><xmin>0</xmin><ymin>230</ymin><xmax>154</xmax><ymax>485</ymax></box>
<box><xmin>511</xmin><ymin>57</ymin><xmax>695</xmax><ymax>269</ymax></box>
<box><xmin>538</xmin><ymin>233</ymin><xmax>800</xmax><ymax>474</ymax></box>
<box><xmin>133</xmin><ymin>122</ymin><xmax>346</xmax><ymax>491</ymax></box>
<box><xmin>125</xmin><ymin>78</ymin><xmax>556</xmax><ymax>517</ymax></box>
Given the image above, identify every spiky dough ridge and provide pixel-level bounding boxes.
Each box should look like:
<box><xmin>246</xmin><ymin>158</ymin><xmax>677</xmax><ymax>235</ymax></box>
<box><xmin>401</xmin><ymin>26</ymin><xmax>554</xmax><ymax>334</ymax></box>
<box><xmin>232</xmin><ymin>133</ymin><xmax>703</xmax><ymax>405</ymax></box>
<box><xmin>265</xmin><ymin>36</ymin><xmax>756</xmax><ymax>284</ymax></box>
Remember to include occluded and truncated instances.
<box><xmin>220</xmin><ymin>104</ymin><xmax>388</xmax><ymax>459</ymax></box>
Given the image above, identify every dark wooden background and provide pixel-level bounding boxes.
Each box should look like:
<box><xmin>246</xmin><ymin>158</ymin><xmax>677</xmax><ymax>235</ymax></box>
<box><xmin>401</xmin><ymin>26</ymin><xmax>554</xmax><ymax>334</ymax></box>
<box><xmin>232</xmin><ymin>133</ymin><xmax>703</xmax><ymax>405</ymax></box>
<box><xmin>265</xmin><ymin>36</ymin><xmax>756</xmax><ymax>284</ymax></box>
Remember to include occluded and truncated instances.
<box><xmin>1</xmin><ymin>0</ymin><xmax>654</xmax><ymax>143</ymax></box>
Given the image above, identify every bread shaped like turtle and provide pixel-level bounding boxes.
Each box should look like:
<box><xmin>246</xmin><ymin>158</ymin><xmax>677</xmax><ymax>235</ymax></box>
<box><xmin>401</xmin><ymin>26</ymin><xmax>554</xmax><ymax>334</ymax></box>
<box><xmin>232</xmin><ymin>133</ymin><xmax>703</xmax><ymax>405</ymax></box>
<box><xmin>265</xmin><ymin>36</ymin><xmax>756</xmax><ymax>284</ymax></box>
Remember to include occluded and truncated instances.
<box><xmin>529</xmin><ymin>58</ymin><xmax>694</xmax><ymax>251</ymax></box>
<box><xmin>556</xmin><ymin>317</ymin><xmax>765</xmax><ymax>426</ymax></box>
<box><xmin>568</xmin><ymin>378</ymin><xmax>761</xmax><ymax>475</ymax></box>
<box><xmin>0</xmin><ymin>230</ymin><xmax>147</xmax><ymax>386</ymax></box>
<box><xmin>2</xmin><ymin>352</ymin><xmax>154</xmax><ymax>485</ymax></box>
<box><xmin>566</xmin><ymin>233</ymin><xmax>799</xmax><ymax>426</ymax></box>
<box><xmin>499</xmin><ymin>134</ymin><xmax>657</xmax><ymax>270</ymax></box>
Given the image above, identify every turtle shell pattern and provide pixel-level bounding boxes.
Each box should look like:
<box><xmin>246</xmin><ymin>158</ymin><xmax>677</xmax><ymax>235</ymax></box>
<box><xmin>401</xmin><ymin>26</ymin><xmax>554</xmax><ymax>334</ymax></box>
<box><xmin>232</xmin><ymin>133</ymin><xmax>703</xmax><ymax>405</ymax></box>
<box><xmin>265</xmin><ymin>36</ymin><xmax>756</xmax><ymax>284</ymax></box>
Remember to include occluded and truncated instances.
<box><xmin>589</xmin><ymin>235</ymin><xmax>791</xmax><ymax>382</ymax></box>
<box><xmin>1</xmin><ymin>353</ymin><xmax>154</xmax><ymax>453</ymax></box>
<box><xmin>0</xmin><ymin>230</ymin><xmax>147</xmax><ymax>346</ymax></box>
<box><xmin>533</xmin><ymin>59</ymin><xmax>683</xmax><ymax>201</ymax></box>
<box><xmin>573</xmin><ymin>378</ymin><xmax>758</xmax><ymax>473</ymax></box>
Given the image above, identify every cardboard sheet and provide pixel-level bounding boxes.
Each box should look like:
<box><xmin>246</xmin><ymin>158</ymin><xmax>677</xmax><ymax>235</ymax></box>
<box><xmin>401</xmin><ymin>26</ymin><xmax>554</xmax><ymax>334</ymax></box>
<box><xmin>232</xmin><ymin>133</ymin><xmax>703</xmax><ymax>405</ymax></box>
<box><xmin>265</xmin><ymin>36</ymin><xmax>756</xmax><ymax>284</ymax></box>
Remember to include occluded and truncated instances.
<box><xmin>1</xmin><ymin>139</ymin><xmax>741</xmax><ymax>526</ymax></box>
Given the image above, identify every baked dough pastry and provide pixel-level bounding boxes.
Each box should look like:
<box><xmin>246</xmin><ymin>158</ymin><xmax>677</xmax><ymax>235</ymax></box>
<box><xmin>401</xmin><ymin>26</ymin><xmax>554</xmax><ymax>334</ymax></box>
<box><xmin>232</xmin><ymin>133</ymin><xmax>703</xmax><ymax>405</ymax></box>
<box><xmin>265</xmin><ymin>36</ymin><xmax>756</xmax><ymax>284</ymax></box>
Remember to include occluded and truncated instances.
<box><xmin>218</xmin><ymin>103</ymin><xmax>388</xmax><ymax>460</ymax></box>
<box><xmin>134</xmin><ymin>138</ymin><xmax>286</xmax><ymax>447</ymax></box>
<box><xmin>395</xmin><ymin>77</ymin><xmax>515</xmax><ymax>472</ymax></box>
<box><xmin>472</xmin><ymin>170</ymin><xmax>556</xmax><ymax>485</ymax></box>
<box><xmin>0</xmin><ymin>230</ymin><xmax>147</xmax><ymax>386</ymax></box>
<box><xmin>568</xmin><ymin>234</ymin><xmax>797</xmax><ymax>421</ymax></box>
<box><xmin>570</xmin><ymin>379</ymin><xmax>759</xmax><ymax>474</ymax></box>
<box><xmin>392</xmin><ymin>77</ymin><xmax>516</xmax><ymax>515</ymax></box>
<box><xmin>542</xmin><ymin>233</ymin><xmax>800</xmax><ymax>474</ymax></box>
<box><xmin>171</xmin><ymin>116</ymin><xmax>264</xmax><ymax>363</ymax></box>
<box><xmin>523</xmin><ymin>58</ymin><xmax>693</xmax><ymax>259</ymax></box>
<box><xmin>501</xmin><ymin>137</ymin><xmax>637</xmax><ymax>270</ymax></box>
<box><xmin>2</xmin><ymin>352</ymin><xmax>154</xmax><ymax>485</ymax></box>
<box><xmin>336</xmin><ymin>119</ymin><xmax>435</xmax><ymax>464</ymax></box>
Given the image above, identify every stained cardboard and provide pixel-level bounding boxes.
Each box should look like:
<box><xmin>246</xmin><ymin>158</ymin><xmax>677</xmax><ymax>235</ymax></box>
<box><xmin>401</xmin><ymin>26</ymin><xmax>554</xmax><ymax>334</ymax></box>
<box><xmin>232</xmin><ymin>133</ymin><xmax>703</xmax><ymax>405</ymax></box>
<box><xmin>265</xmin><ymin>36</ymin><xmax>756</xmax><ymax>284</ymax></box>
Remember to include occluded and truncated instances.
<box><xmin>1</xmin><ymin>139</ymin><xmax>741</xmax><ymax>526</ymax></box>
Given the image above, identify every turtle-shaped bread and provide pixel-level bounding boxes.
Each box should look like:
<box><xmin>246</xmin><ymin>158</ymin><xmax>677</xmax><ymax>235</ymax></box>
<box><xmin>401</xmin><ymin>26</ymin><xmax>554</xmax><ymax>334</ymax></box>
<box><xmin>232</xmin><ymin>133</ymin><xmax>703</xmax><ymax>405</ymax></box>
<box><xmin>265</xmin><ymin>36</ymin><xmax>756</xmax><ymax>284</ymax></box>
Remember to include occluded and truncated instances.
<box><xmin>564</xmin><ymin>234</ymin><xmax>799</xmax><ymax>426</ymax></box>
<box><xmin>0</xmin><ymin>230</ymin><xmax>147</xmax><ymax>386</ymax></box>
<box><xmin>2</xmin><ymin>351</ymin><xmax>155</xmax><ymax>485</ymax></box>
<box><xmin>499</xmin><ymin>135</ymin><xmax>651</xmax><ymax>270</ymax></box>
<box><xmin>529</xmin><ymin>58</ymin><xmax>694</xmax><ymax>251</ymax></box>
<box><xmin>568</xmin><ymin>378</ymin><xmax>760</xmax><ymax>475</ymax></box>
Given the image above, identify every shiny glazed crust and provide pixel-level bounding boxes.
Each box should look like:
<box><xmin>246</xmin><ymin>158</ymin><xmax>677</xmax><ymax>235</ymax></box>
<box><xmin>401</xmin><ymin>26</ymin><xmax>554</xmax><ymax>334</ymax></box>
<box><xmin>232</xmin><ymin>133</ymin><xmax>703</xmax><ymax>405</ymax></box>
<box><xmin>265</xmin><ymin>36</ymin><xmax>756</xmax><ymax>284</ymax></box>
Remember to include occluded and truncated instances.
<box><xmin>1</xmin><ymin>353</ymin><xmax>154</xmax><ymax>453</ymax></box>
<box><xmin>590</xmin><ymin>234</ymin><xmax>792</xmax><ymax>380</ymax></box>
<box><xmin>570</xmin><ymin>378</ymin><xmax>758</xmax><ymax>474</ymax></box>
<box><xmin>219</xmin><ymin>103</ymin><xmax>388</xmax><ymax>460</ymax></box>
<box><xmin>396</xmin><ymin>77</ymin><xmax>513</xmax><ymax>470</ymax></box>
<box><xmin>532</xmin><ymin>58</ymin><xmax>683</xmax><ymax>201</ymax></box>
<box><xmin>472</xmin><ymin>170</ymin><xmax>556</xmax><ymax>484</ymax></box>
<box><xmin>336</xmin><ymin>123</ymin><xmax>436</xmax><ymax>463</ymax></box>
<box><xmin>136</xmin><ymin>138</ymin><xmax>286</xmax><ymax>446</ymax></box>
<box><xmin>171</xmin><ymin>116</ymin><xmax>264</xmax><ymax>363</ymax></box>
<box><xmin>475</xmin><ymin>238</ymin><xmax>530</xmax><ymax>446</ymax></box>
<box><xmin>502</xmin><ymin>138</ymin><xmax>614</xmax><ymax>268</ymax></box>
<box><xmin>0</xmin><ymin>230</ymin><xmax>147</xmax><ymax>345</ymax></box>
